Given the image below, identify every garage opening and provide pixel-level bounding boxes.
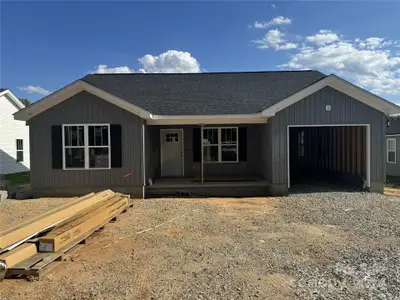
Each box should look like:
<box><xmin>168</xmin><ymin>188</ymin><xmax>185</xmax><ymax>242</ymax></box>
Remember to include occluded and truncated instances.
<box><xmin>288</xmin><ymin>125</ymin><xmax>369</xmax><ymax>191</ymax></box>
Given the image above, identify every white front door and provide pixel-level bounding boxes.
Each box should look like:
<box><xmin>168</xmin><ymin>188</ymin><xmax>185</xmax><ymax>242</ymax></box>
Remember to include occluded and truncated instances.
<box><xmin>161</xmin><ymin>129</ymin><xmax>184</xmax><ymax>177</ymax></box>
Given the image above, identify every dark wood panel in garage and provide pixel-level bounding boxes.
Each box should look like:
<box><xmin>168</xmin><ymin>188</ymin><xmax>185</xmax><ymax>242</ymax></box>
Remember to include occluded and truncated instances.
<box><xmin>289</xmin><ymin>126</ymin><xmax>366</xmax><ymax>185</ymax></box>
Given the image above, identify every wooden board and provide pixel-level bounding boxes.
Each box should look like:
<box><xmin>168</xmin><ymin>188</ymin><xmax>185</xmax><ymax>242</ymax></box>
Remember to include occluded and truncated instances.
<box><xmin>5</xmin><ymin>208</ymin><xmax>127</xmax><ymax>280</ymax></box>
<box><xmin>0</xmin><ymin>244</ymin><xmax>37</xmax><ymax>268</ymax></box>
<box><xmin>38</xmin><ymin>196</ymin><xmax>129</xmax><ymax>252</ymax></box>
<box><xmin>0</xmin><ymin>190</ymin><xmax>115</xmax><ymax>250</ymax></box>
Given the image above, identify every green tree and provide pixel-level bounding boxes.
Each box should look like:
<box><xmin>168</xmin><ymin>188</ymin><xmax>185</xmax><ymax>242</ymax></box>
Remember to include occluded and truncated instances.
<box><xmin>19</xmin><ymin>98</ymin><xmax>31</xmax><ymax>106</ymax></box>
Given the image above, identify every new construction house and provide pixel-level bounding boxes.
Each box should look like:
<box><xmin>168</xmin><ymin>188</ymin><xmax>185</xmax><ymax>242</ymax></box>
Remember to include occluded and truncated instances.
<box><xmin>14</xmin><ymin>71</ymin><xmax>400</xmax><ymax>197</ymax></box>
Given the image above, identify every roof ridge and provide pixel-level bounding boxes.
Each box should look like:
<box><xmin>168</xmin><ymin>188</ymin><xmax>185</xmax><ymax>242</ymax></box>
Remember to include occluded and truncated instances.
<box><xmin>83</xmin><ymin>70</ymin><xmax>321</xmax><ymax>77</ymax></box>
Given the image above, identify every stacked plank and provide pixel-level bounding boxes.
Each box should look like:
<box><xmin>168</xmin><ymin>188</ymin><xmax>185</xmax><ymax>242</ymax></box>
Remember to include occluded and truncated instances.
<box><xmin>0</xmin><ymin>190</ymin><xmax>130</xmax><ymax>280</ymax></box>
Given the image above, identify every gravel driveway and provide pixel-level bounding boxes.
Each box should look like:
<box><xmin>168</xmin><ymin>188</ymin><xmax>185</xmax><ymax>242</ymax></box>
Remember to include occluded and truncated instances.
<box><xmin>1</xmin><ymin>191</ymin><xmax>399</xmax><ymax>300</ymax></box>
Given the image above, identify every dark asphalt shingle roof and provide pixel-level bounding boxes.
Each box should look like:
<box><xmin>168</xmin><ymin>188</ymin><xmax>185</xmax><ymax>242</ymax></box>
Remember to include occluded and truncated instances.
<box><xmin>387</xmin><ymin>118</ymin><xmax>400</xmax><ymax>134</ymax></box>
<box><xmin>81</xmin><ymin>71</ymin><xmax>326</xmax><ymax>115</ymax></box>
<box><xmin>0</xmin><ymin>88</ymin><xmax>8</xmax><ymax>93</ymax></box>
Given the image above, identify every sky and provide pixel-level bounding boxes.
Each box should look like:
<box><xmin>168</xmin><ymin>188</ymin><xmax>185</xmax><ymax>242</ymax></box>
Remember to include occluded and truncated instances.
<box><xmin>1</xmin><ymin>1</ymin><xmax>399</xmax><ymax>103</ymax></box>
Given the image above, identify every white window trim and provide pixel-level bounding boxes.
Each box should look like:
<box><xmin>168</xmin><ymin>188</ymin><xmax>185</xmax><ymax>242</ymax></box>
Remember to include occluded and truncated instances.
<box><xmin>203</xmin><ymin>127</ymin><xmax>239</xmax><ymax>163</ymax></box>
<box><xmin>62</xmin><ymin>124</ymin><xmax>111</xmax><ymax>170</ymax></box>
<box><xmin>387</xmin><ymin>138</ymin><xmax>396</xmax><ymax>164</ymax></box>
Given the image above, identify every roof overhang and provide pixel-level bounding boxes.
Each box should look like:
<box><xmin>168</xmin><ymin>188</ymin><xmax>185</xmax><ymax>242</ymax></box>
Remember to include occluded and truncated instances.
<box><xmin>262</xmin><ymin>74</ymin><xmax>400</xmax><ymax>117</ymax></box>
<box><xmin>14</xmin><ymin>80</ymin><xmax>152</xmax><ymax>121</ymax></box>
<box><xmin>147</xmin><ymin>113</ymin><xmax>267</xmax><ymax>125</ymax></box>
<box><xmin>0</xmin><ymin>89</ymin><xmax>25</xmax><ymax>110</ymax></box>
<box><xmin>14</xmin><ymin>74</ymin><xmax>400</xmax><ymax>123</ymax></box>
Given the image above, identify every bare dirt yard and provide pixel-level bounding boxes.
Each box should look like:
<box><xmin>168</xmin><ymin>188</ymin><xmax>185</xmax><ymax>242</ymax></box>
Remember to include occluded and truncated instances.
<box><xmin>1</xmin><ymin>190</ymin><xmax>400</xmax><ymax>300</ymax></box>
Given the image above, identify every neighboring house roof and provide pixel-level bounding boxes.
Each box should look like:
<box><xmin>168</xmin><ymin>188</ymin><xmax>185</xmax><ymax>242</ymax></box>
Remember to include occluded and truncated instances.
<box><xmin>0</xmin><ymin>88</ymin><xmax>25</xmax><ymax>110</ymax></box>
<box><xmin>387</xmin><ymin>118</ymin><xmax>400</xmax><ymax>135</ymax></box>
<box><xmin>81</xmin><ymin>71</ymin><xmax>326</xmax><ymax>115</ymax></box>
<box><xmin>14</xmin><ymin>71</ymin><xmax>400</xmax><ymax>122</ymax></box>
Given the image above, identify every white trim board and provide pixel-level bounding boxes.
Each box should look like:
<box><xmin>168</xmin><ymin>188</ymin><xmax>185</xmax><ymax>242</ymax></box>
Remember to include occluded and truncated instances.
<box><xmin>286</xmin><ymin>124</ymin><xmax>371</xmax><ymax>189</ymax></box>
<box><xmin>14</xmin><ymin>74</ymin><xmax>400</xmax><ymax>123</ymax></box>
<box><xmin>0</xmin><ymin>89</ymin><xmax>25</xmax><ymax>110</ymax></box>
<box><xmin>147</xmin><ymin>115</ymin><xmax>267</xmax><ymax>125</ymax></box>
<box><xmin>160</xmin><ymin>128</ymin><xmax>185</xmax><ymax>177</ymax></box>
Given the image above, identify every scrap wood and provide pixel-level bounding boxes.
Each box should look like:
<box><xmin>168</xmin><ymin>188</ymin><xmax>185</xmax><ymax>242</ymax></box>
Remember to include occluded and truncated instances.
<box><xmin>38</xmin><ymin>195</ymin><xmax>129</xmax><ymax>252</ymax></box>
<box><xmin>0</xmin><ymin>190</ymin><xmax>115</xmax><ymax>250</ymax></box>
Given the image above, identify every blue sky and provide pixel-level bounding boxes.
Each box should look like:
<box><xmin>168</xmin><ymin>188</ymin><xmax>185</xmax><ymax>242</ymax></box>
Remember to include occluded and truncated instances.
<box><xmin>1</xmin><ymin>1</ymin><xmax>399</xmax><ymax>103</ymax></box>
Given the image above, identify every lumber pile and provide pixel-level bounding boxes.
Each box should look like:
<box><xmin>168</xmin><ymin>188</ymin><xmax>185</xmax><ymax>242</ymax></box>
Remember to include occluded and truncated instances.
<box><xmin>0</xmin><ymin>190</ymin><xmax>130</xmax><ymax>280</ymax></box>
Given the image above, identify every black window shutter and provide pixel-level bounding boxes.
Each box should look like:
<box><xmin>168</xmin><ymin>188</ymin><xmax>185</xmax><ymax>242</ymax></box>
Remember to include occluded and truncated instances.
<box><xmin>110</xmin><ymin>124</ymin><xmax>122</xmax><ymax>168</ymax></box>
<box><xmin>51</xmin><ymin>125</ymin><xmax>63</xmax><ymax>169</ymax></box>
<box><xmin>193</xmin><ymin>128</ymin><xmax>201</xmax><ymax>162</ymax></box>
<box><xmin>239</xmin><ymin>127</ymin><xmax>247</xmax><ymax>162</ymax></box>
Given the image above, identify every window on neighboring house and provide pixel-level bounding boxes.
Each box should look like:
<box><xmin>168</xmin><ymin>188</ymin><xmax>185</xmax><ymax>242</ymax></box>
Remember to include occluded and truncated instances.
<box><xmin>298</xmin><ymin>130</ymin><xmax>305</xmax><ymax>157</ymax></box>
<box><xmin>16</xmin><ymin>139</ymin><xmax>23</xmax><ymax>162</ymax></box>
<box><xmin>63</xmin><ymin>124</ymin><xmax>110</xmax><ymax>169</ymax></box>
<box><xmin>203</xmin><ymin>127</ymin><xmax>238</xmax><ymax>163</ymax></box>
<box><xmin>387</xmin><ymin>138</ymin><xmax>396</xmax><ymax>163</ymax></box>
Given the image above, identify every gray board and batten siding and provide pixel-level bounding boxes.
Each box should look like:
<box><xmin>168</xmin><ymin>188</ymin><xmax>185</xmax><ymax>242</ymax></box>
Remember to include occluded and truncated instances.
<box><xmin>28</xmin><ymin>86</ymin><xmax>387</xmax><ymax>197</ymax></box>
<box><xmin>263</xmin><ymin>86</ymin><xmax>386</xmax><ymax>194</ymax></box>
<box><xmin>28</xmin><ymin>91</ymin><xmax>144</xmax><ymax>197</ymax></box>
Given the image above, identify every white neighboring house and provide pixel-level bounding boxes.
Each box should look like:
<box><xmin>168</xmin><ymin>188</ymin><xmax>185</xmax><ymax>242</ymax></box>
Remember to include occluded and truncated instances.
<box><xmin>0</xmin><ymin>88</ymin><xmax>30</xmax><ymax>174</ymax></box>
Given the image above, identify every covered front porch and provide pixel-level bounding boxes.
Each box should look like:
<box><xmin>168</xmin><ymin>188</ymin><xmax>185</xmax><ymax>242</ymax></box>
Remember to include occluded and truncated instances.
<box><xmin>144</xmin><ymin>123</ymin><xmax>270</xmax><ymax>197</ymax></box>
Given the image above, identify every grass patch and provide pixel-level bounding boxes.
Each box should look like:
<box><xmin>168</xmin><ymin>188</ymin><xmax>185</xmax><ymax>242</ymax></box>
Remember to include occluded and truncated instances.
<box><xmin>4</xmin><ymin>172</ymin><xmax>30</xmax><ymax>185</ymax></box>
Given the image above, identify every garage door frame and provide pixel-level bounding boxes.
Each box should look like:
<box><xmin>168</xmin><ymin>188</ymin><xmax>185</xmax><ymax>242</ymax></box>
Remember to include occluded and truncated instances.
<box><xmin>286</xmin><ymin>124</ymin><xmax>371</xmax><ymax>189</ymax></box>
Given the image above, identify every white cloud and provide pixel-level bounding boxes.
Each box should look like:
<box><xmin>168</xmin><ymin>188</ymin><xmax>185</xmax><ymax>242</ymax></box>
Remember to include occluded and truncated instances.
<box><xmin>276</xmin><ymin>42</ymin><xmax>298</xmax><ymax>50</ymax></box>
<box><xmin>282</xmin><ymin>39</ymin><xmax>400</xmax><ymax>95</ymax></box>
<box><xmin>271</xmin><ymin>4</ymin><xmax>276</xmax><ymax>9</ymax></box>
<box><xmin>138</xmin><ymin>50</ymin><xmax>200</xmax><ymax>73</ymax></box>
<box><xmin>252</xmin><ymin>16</ymin><xmax>292</xmax><ymax>29</ymax></box>
<box><xmin>254</xmin><ymin>29</ymin><xmax>298</xmax><ymax>51</ymax></box>
<box><xmin>18</xmin><ymin>85</ymin><xmax>50</xmax><ymax>96</ymax></box>
<box><xmin>356</xmin><ymin>37</ymin><xmax>393</xmax><ymax>50</ymax></box>
<box><xmin>95</xmin><ymin>65</ymin><xmax>133</xmax><ymax>73</ymax></box>
<box><xmin>92</xmin><ymin>50</ymin><xmax>200</xmax><ymax>74</ymax></box>
<box><xmin>251</xmin><ymin>23</ymin><xmax>399</xmax><ymax>96</ymax></box>
<box><xmin>306</xmin><ymin>30</ymin><xmax>340</xmax><ymax>45</ymax></box>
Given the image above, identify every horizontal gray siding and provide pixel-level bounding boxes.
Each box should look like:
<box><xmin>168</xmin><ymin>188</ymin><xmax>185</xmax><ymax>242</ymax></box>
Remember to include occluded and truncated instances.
<box><xmin>267</xmin><ymin>86</ymin><xmax>387</xmax><ymax>188</ymax></box>
<box><xmin>386</xmin><ymin>136</ymin><xmax>400</xmax><ymax>176</ymax></box>
<box><xmin>145</xmin><ymin>124</ymin><xmax>264</xmax><ymax>180</ymax></box>
<box><xmin>29</xmin><ymin>91</ymin><xmax>144</xmax><ymax>195</ymax></box>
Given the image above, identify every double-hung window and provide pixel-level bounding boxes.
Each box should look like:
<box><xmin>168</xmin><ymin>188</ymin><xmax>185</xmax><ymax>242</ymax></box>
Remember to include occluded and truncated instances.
<box><xmin>63</xmin><ymin>124</ymin><xmax>111</xmax><ymax>170</ymax></box>
<box><xmin>16</xmin><ymin>139</ymin><xmax>24</xmax><ymax>162</ymax></box>
<box><xmin>387</xmin><ymin>138</ymin><xmax>396</xmax><ymax>163</ymax></box>
<box><xmin>203</xmin><ymin>127</ymin><xmax>238</xmax><ymax>163</ymax></box>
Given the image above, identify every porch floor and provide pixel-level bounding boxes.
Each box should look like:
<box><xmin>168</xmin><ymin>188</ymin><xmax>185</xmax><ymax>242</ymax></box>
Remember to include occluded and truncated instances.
<box><xmin>149</xmin><ymin>176</ymin><xmax>266</xmax><ymax>187</ymax></box>
<box><xmin>146</xmin><ymin>176</ymin><xmax>270</xmax><ymax>197</ymax></box>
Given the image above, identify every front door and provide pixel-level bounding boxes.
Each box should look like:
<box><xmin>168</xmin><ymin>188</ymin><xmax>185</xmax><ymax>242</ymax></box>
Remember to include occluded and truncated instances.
<box><xmin>161</xmin><ymin>129</ymin><xmax>184</xmax><ymax>177</ymax></box>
